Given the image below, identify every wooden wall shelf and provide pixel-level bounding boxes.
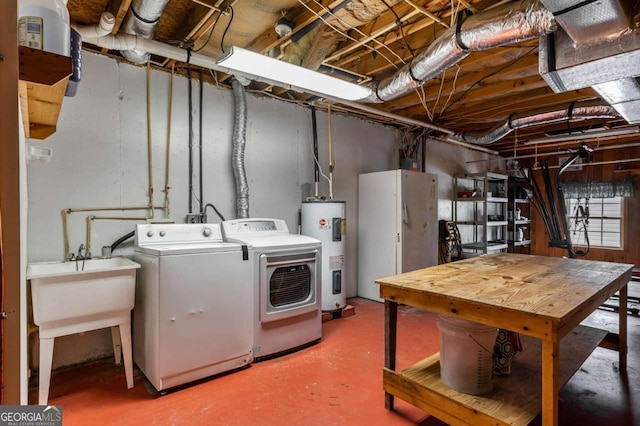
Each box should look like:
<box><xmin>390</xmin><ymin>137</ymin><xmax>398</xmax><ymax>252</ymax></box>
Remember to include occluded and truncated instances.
<box><xmin>18</xmin><ymin>46</ymin><xmax>72</xmax><ymax>140</ymax></box>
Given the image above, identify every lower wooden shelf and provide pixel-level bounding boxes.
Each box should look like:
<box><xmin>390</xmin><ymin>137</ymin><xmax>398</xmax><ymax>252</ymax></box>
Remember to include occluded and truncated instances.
<box><xmin>18</xmin><ymin>46</ymin><xmax>72</xmax><ymax>140</ymax></box>
<box><xmin>383</xmin><ymin>325</ymin><xmax>607</xmax><ymax>426</ymax></box>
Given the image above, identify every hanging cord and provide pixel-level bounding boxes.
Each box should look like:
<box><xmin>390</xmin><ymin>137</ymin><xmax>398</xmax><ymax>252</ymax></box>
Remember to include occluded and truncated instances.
<box><xmin>220</xmin><ymin>5</ymin><xmax>235</xmax><ymax>53</ymax></box>
<box><xmin>193</xmin><ymin>6</ymin><xmax>230</xmax><ymax>53</ymax></box>
<box><xmin>205</xmin><ymin>203</ymin><xmax>226</xmax><ymax>222</ymax></box>
<box><xmin>380</xmin><ymin>0</ymin><xmax>415</xmax><ymax>57</ymax></box>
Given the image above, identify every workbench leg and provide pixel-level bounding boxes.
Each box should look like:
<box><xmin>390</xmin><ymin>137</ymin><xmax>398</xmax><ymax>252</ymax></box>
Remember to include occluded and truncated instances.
<box><xmin>541</xmin><ymin>337</ymin><xmax>559</xmax><ymax>426</ymax></box>
<box><xmin>619</xmin><ymin>284</ymin><xmax>628</xmax><ymax>372</ymax></box>
<box><xmin>384</xmin><ymin>300</ymin><xmax>398</xmax><ymax>410</ymax></box>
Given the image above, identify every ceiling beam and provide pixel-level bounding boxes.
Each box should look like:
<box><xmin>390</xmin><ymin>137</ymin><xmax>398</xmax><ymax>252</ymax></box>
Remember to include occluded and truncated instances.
<box><xmin>107</xmin><ymin>0</ymin><xmax>132</xmax><ymax>34</ymax></box>
<box><xmin>246</xmin><ymin>0</ymin><xmax>346</xmax><ymax>55</ymax></box>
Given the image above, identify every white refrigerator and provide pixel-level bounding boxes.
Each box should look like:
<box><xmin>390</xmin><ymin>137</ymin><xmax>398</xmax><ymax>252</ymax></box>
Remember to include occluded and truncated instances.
<box><xmin>358</xmin><ymin>170</ymin><xmax>438</xmax><ymax>302</ymax></box>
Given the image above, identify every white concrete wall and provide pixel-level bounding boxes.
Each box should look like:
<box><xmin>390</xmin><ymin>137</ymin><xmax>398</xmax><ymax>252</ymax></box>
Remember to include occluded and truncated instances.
<box><xmin>26</xmin><ymin>53</ymin><xmax>499</xmax><ymax>370</ymax></box>
<box><xmin>26</xmin><ymin>53</ymin><xmax>399</xmax><ymax>368</ymax></box>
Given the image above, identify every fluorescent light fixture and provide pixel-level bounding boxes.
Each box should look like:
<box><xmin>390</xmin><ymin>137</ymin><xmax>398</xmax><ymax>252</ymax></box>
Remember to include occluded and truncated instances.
<box><xmin>216</xmin><ymin>46</ymin><xmax>372</xmax><ymax>101</ymax></box>
<box><xmin>524</xmin><ymin>126</ymin><xmax>640</xmax><ymax>145</ymax></box>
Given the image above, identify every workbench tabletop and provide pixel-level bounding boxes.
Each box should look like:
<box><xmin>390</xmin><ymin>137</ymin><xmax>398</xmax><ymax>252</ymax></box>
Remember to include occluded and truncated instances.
<box><xmin>376</xmin><ymin>253</ymin><xmax>633</xmax><ymax>322</ymax></box>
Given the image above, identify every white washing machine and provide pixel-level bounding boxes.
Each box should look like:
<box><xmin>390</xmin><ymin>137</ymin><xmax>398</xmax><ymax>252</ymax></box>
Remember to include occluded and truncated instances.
<box><xmin>221</xmin><ymin>218</ymin><xmax>322</xmax><ymax>360</ymax></box>
<box><xmin>133</xmin><ymin>223</ymin><xmax>254</xmax><ymax>391</ymax></box>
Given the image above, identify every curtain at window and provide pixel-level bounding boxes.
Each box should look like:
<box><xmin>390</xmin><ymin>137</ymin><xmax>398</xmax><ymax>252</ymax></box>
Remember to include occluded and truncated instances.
<box><xmin>560</xmin><ymin>180</ymin><xmax>635</xmax><ymax>199</ymax></box>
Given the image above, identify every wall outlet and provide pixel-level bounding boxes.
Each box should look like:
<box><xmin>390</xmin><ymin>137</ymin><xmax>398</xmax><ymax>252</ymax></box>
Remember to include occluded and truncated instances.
<box><xmin>186</xmin><ymin>213</ymin><xmax>204</xmax><ymax>223</ymax></box>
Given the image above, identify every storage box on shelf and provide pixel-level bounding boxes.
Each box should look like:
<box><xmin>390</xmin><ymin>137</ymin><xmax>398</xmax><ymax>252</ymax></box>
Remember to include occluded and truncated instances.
<box><xmin>507</xmin><ymin>175</ymin><xmax>532</xmax><ymax>254</ymax></box>
<box><xmin>18</xmin><ymin>46</ymin><xmax>72</xmax><ymax>139</ymax></box>
<box><xmin>453</xmin><ymin>172</ymin><xmax>509</xmax><ymax>257</ymax></box>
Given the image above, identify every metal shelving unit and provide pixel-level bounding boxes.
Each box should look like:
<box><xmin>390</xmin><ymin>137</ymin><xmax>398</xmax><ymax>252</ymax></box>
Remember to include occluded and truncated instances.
<box><xmin>453</xmin><ymin>172</ymin><xmax>509</xmax><ymax>257</ymax></box>
<box><xmin>507</xmin><ymin>175</ymin><xmax>532</xmax><ymax>254</ymax></box>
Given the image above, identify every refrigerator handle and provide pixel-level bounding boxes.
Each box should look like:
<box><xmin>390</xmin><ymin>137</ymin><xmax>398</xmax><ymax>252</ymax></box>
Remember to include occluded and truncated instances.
<box><xmin>402</xmin><ymin>202</ymin><xmax>408</xmax><ymax>224</ymax></box>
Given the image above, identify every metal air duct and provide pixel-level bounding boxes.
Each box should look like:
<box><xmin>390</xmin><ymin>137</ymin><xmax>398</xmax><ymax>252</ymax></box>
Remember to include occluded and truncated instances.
<box><xmin>539</xmin><ymin>26</ymin><xmax>640</xmax><ymax>125</ymax></box>
<box><xmin>539</xmin><ymin>0</ymin><xmax>632</xmax><ymax>44</ymax></box>
<box><xmin>120</xmin><ymin>0</ymin><xmax>171</xmax><ymax>64</ymax></box>
<box><xmin>592</xmin><ymin>78</ymin><xmax>640</xmax><ymax>124</ymax></box>
<box><xmin>539</xmin><ymin>27</ymin><xmax>640</xmax><ymax>93</ymax></box>
<box><xmin>361</xmin><ymin>0</ymin><xmax>556</xmax><ymax>103</ymax></box>
<box><xmin>451</xmin><ymin>101</ymin><xmax>619</xmax><ymax>145</ymax></box>
<box><xmin>231</xmin><ymin>78</ymin><xmax>250</xmax><ymax>219</ymax></box>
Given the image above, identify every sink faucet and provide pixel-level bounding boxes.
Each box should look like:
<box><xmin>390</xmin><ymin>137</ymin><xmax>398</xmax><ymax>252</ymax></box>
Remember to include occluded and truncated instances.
<box><xmin>75</xmin><ymin>243</ymin><xmax>89</xmax><ymax>271</ymax></box>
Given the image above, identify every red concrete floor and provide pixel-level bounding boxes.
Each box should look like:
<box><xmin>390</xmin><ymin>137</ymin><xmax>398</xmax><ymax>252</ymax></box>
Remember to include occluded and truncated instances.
<box><xmin>32</xmin><ymin>296</ymin><xmax>639</xmax><ymax>426</ymax></box>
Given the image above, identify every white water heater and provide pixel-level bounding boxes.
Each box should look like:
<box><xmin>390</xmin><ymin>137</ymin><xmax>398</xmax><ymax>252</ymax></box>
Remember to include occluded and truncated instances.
<box><xmin>18</xmin><ymin>0</ymin><xmax>70</xmax><ymax>57</ymax></box>
<box><xmin>301</xmin><ymin>200</ymin><xmax>346</xmax><ymax>312</ymax></box>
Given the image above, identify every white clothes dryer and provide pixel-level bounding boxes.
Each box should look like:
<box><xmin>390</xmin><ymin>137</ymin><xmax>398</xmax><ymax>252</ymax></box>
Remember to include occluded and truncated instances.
<box><xmin>133</xmin><ymin>223</ymin><xmax>253</xmax><ymax>391</ymax></box>
<box><xmin>221</xmin><ymin>218</ymin><xmax>322</xmax><ymax>360</ymax></box>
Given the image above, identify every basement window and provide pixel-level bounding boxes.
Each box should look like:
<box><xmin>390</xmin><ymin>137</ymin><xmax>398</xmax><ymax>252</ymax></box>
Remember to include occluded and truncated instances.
<box><xmin>566</xmin><ymin>197</ymin><xmax>623</xmax><ymax>249</ymax></box>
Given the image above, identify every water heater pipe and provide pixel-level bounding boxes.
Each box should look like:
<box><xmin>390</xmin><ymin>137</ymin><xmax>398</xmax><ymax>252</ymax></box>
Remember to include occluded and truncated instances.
<box><xmin>311</xmin><ymin>106</ymin><xmax>320</xmax><ymax>198</ymax></box>
<box><xmin>164</xmin><ymin>65</ymin><xmax>174</xmax><ymax>218</ymax></box>
<box><xmin>61</xmin><ymin>206</ymin><xmax>165</xmax><ymax>258</ymax></box>
<box><xmin>328</xmin><ymin>105</ymin><xmax>334</xmax><ymax>200</ymax></box>
<box><xmin>72</xmin><ymin>11</ymin><xmax>115</xmax><ymax>39</ymax></box>
<box><xmin>146</xmin><ymin>63</ymin><xmax>155</xmax><ymax>219</ymax></box>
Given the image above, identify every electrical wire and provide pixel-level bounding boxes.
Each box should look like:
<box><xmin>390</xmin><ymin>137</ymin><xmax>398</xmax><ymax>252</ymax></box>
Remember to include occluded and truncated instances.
<box><xmin>220</xmin><ymin>6</ymin><xmax>235</xmax><ymax>54</ymax></box>
<box><xmin>303</xmin><ymin>108</ymin><xmax>331</xmax><ymax>188</ymax></box>
<box><xmin>187</xmin><ymin>66</ymin><xmax>194</xmax><ymax>213</ymax></box>
<box><xmin>205</xmin><ymin>203</ymin><xmax>226</xmax><ymax>222</ymax></box>
<box><xmin>193</xmin><ymin>6</ymin><xmax>229</xmax><ymax>53</ymax></box>
<box><xmin>380</xmin><ymin>0</ymin><xmax>415</xmax><ymax>57</ymax></box>
<box><xmin>299</xmin><ymin>0</ymin><xmax>405</xmax><ymax>69</ymax></box>
<box><xmin>439</xmin><ymin>45</ymin><xmax>538</xmax><ymax>116</ymax></box>
<box><xmin>199</xmin><ymin>68</ymin><xmax>204</xmax><ymax>215</ymax></box>
<box><xmin>437</xmin><ymin>64</ymin><xmax>461</xmax><ymax>115</ymax></box>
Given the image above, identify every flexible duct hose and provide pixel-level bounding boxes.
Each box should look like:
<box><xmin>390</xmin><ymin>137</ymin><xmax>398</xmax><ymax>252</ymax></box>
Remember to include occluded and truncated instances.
<box><xmin>231</xmin><ymin>78</ymin><xmax>249</xmax><ymax>219</ymax></box>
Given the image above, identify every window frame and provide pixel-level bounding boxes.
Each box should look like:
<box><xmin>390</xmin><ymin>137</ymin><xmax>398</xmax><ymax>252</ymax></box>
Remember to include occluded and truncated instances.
<box><xmin>565</xmin><ymin>196</ymin><xmax>625</xmax><ymax>250</ymax></box>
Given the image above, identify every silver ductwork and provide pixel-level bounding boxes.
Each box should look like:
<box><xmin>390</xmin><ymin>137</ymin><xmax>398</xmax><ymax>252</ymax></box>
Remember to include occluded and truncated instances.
<box><xmin>539</xmin><ymin>0</ymin><xmax>632</xmax><ymax>44</ymax></box>
<box><xmin>231</xmin><ymin>78</ymin><xmax>250</xmax><ymax>219</ymax></box>
<box><xmin>120</xmin><ymin>0</ymin><xmax>171</xmax><ymax>64</ymax></box>
<box><xmin>361</xmin><ymin>0</ymin><xmax>556</xmax><ymax>103</ymax></box>
<box><xmin>539</xmin><ymin>27</ymin><xmax>640</xmax><ymax>92</ymax></box>
<box><xmin>592</xmin><ymin>78</ymin><xmax>640</xmax><ymax>124</ymax></box>
<box><xmin>451</xmin><ymin>101</ymin><xmax>620</xmax><ymax>145</ymax></box>
<box><xmin>539</xmin><ymin>24</ymin><xmax>640</xmax><ymax>126</ymax></box>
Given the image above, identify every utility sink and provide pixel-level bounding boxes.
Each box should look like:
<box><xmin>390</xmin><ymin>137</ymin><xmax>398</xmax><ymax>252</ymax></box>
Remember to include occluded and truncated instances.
<box><xmin>27</xmin><ymin>257</ymin><xmax>140</xmax><ymax>329</ymax></box>
<box><xmin>26</xmin><ymin>257</ymin><xmax>141</xmax><ymax>405</ymax></box>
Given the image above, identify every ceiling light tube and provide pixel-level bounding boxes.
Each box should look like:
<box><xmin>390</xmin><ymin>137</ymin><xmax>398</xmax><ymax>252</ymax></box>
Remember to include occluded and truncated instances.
<box><xmin>216</xmin><ymin>46</ymin><xmax>372</xmax><ymax>102</ymax></box>
<box><xmin>523</xmin><ymin>126</ymin><xmax>640</xmax><ymax>145</ymax></box>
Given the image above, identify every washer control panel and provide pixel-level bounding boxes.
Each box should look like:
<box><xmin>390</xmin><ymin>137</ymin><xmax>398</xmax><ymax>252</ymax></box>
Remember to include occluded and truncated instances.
<box><xmin>136</xmin><ymin>223</ymin><xmax>222</xmax><ymax>246</ymax></box>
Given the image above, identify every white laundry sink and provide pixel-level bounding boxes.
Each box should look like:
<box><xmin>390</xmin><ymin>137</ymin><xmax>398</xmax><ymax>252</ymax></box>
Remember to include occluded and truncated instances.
<box><xmin>27</xmin><ymin>257</ymin><xmax>141</xmax><ymax>404</ymax></box>
<box><xmin>27</xmin><ymin>257</ymin><xmax>141</xmax><ymax>329</ymax></box>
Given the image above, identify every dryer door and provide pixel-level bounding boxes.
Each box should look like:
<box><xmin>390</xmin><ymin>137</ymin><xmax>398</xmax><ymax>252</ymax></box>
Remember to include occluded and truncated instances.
<box><xmin>259</xmin><ymin>249</ymin><xmax>319</xmax><ymax>323</ymax></box>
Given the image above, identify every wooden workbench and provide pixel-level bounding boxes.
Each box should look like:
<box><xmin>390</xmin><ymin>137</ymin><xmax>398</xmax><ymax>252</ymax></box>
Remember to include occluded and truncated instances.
<box><xmin>377</xmin><ymin>253</ymin><xmax>633</xmax><ymax>426</ymax></box>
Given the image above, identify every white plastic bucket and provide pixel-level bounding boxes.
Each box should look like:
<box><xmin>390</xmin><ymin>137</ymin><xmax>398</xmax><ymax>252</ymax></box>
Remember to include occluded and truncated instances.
<box><xmin>437</xmin><ymin>315</ymin><xmax>497</xmax><ymax>395</ymax></box>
